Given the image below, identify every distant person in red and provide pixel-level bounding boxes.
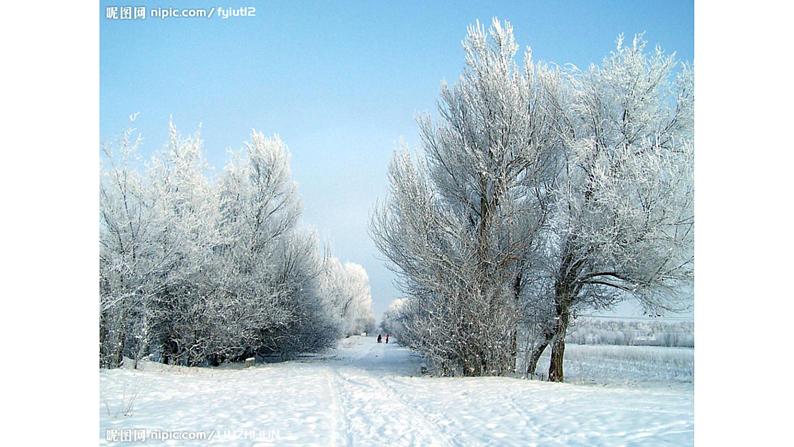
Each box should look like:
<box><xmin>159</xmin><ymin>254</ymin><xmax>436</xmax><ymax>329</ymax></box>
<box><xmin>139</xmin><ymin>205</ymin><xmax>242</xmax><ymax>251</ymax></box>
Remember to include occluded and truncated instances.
<box><xmin>377</xmin><ymin>334</ymin><xmax>382</xmax><ymax>343</ymax></box>
<box><xmin>385</xmin><ymin>334</ymin><xmax>390</xmax><ymax>343</ymax></box>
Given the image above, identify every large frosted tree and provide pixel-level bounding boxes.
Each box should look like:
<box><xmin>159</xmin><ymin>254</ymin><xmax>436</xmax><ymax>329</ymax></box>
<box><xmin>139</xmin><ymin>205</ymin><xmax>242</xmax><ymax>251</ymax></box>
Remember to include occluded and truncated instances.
<box><xmin>372</xmin><ymin>19</ymin><xmax>560</xmax><ymax>375</ymax></box>
<box><xmin>539</xmin><ymin>34</ymin><xmax>694</xmax><ymax>381</ymax></box>
<box><xmin>100</xmin><ymin>127</ymin><xmax>157</xmax><ymax>368</ymax></box>
<box><xmin>372</xmin><ymin>20</ymin><xmax>693</xmax><ymax>380</ymax></box>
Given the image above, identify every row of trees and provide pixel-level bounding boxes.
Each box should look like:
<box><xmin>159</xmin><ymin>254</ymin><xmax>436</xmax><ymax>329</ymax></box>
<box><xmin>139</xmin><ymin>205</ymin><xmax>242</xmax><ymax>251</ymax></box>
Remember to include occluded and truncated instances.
<box><xmin>321</xmin><ymin>258</ymin><xmax>377</xmax><ymax>336</ymax></box>
<box><xmin>100</xmin><ymin>124</ymin><xmax>373</xmax><ymax>368</ymax></box>
<box><xmin>382</xmin><ymin>306</ymin><xmax>694</xmax><ymax>349</ymax></box>
<box><xmin>373</xmin><ymin>19</ymin><xmax>693</xmax><ymax>380</ymax></box>
<box><xmin>379</xmin><ymin>298</ymin><xmax>407</xmax><ymax>337</ymax></box>
<box><xmin>566</xmin><ymin>318</ymin><xmax>694</xmax><ymax>347</ymax></box>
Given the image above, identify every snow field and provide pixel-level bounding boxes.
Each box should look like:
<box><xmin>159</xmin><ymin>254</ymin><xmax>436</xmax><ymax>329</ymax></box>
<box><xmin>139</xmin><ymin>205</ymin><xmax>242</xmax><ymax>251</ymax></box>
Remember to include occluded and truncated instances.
<box><xmin>101</xmin><ymin>336</ymin><xmax>692</xmax><ymax>446</ymax></box>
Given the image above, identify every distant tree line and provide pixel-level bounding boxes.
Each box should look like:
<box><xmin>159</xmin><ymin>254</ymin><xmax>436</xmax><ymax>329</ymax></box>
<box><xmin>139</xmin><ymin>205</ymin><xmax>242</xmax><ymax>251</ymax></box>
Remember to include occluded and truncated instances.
<box><xmin>566</xmin><ymin>318</ymin><xmax>694</xmax><ymax>347</ymax></box>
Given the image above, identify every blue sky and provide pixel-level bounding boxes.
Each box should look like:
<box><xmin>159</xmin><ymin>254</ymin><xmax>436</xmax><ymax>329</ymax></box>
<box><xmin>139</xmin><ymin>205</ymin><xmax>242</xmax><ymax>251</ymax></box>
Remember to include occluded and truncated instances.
<box><xmin>101</xmin><ymin>0</ymin><xmax>694</xmax><ymax>319</ymax></box>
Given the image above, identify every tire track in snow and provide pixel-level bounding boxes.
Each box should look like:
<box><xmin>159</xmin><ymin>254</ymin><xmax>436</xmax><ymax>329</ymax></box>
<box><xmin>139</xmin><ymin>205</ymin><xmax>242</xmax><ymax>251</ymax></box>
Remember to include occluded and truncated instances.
<box><xmin>333</xmin><ymin>365</ymin><xmax>457</xmax><ymax>447</ymax></box>
<box><xmin>325</xmin><ymin>367</ymin><xmax>353</xmax><ymax>447</ymax></box>
<box><xmin>376</xmin><ymin>377</ymin><xmax>464</xmax><ymax>446</ymax></box>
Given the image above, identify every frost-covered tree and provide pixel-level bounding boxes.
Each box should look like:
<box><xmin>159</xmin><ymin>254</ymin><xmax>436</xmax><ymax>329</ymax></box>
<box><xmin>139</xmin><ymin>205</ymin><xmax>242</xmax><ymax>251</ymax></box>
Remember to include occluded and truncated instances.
<box><xmin>143</xmin><ymin>123</ymin><xmax>220</xmax><ymax>366</ymax></box>
<box><xmin>206</xmin><ymin>131</ymin><xmax>306</xmax><ymax>362</ymax></box>
<box><xmin>100</xmin><ymin>122</ymin><xmax>360</xmax><ymax>367</ymax></box>
<box><xmin>372</xmin><ymin>20</ymin><xmax>693</xmax><ymax>380</ymax></box>
<box><xmin>372</xmin><ymin>19</ymin><xmax>559</xmax><ymax>375</ymax></box>
<box><xmin>100</xmin><ymin>127</ymin><xmax>157</xmax><ymax>368</ymax></box>
<box><xmin>264</xmin><ymin>230</ymin><xmax>340</xmax><ymax>356</ymax></box>
<box><xmin>321</xmin><ymin>258</ymin><xmax>375</xmax><ymax>336</ymax></box>
<box><xmin>535</xmin><ymin>35</ymin><xmax>694</xmax><ymax>381</ymax></box>
<box><xmin>380</xmin><ymin>298</ymin><xmax>409</xmax><ymax>339</ymax></box>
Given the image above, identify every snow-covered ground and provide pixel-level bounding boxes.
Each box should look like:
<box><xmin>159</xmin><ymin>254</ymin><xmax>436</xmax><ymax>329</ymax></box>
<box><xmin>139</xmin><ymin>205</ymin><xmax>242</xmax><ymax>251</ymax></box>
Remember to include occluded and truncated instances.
<box><xmin>534</xmin><ymin>343</ymin><xmax>694</xmax><ymax>387</ymax></box>
<box><xmin>100</xmin><ymin>336</ymin><xmax>693</xmax><ymax>446</ymax></box>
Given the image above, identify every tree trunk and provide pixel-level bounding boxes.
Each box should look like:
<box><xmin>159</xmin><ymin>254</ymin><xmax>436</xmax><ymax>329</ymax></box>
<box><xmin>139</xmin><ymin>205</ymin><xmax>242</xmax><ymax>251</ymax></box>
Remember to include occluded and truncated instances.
<box><xmin>548</xmin><ymin>301</ymin><xmax>570</xmax><ymax>382</ymax></box>
<box><xmin>526</xmin><ymin>330</ymin><xmax>553</xmax><ymax>377</ymax></box>
<box><xmin>548</xmin><ymin>333</ymin><xmax>565</xmax><ymax>382</ymax></box>
<box><xmin>133</xmin><ymin>339</ymin><xmax>147</xmax><ymax>369</ymax></box>
<box><xmin>510</xmin><ymin>329</ymin><xmax>518</xmax><ymax>373</ymax></box>
<box><xmin>133</xmin><ymin>312</ymin><xmax>149</xmax><ymax>369</ymax></box>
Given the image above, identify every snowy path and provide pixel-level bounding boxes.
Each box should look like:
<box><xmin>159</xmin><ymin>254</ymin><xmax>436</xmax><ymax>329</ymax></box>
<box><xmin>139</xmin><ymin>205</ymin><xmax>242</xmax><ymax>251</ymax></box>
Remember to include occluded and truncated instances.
<box><xmin>326</xmin><ymin>342</ymin><xmax>455</xmax><ymax>447</ymax></box>
<box><xmin>100</xmin><ymin>336</ymin><xmax>693</xmax><ymax>446</ymax></box>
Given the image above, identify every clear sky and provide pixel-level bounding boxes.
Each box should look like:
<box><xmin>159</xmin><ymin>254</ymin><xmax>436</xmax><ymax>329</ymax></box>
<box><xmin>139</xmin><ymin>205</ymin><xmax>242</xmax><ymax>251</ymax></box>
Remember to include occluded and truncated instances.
<box><xmin>100</xmin><ymin>0</ymin><xmax>694</xmax><ymax>320</ymax></box>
